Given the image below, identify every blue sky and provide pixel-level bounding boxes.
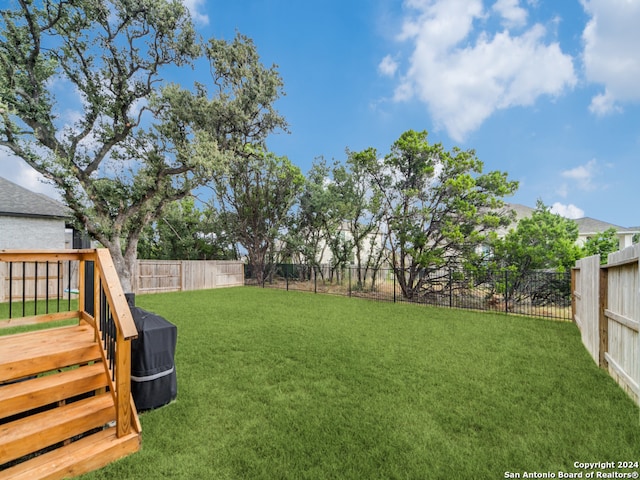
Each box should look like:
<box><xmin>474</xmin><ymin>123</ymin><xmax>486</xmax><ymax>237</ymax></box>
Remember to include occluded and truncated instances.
<box><xmin>2</xmin><ymin>0</ymin><xmax>639</xmax><ymax>228</ymax></box>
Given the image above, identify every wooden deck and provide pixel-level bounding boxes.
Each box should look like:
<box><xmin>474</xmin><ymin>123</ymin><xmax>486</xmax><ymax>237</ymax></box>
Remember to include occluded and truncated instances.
<box><xmin>0</xmin><ymin>324</ymin><xmax>141</xmax><ymax>479</ymax></box>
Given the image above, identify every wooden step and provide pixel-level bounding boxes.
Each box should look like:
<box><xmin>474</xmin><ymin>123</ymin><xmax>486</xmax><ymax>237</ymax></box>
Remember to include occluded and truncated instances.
<box><xmin>0</xmin><ymin>325</ymin><xmax>100</xmax><ymax>383</ymax></box>
<box><xmin>0</xmin><ymin>427</ymin><xmax>141</xmax><ymax>480</ymax></box>
<box><xmin>0</xmin><ymin>363</ymin><xmax>109</xmax><ymax>421</ymax></box>
<box><xmin>0</xmin><ymin>393</ymin><xmax>115</xmax><ymax>466</ymax></box>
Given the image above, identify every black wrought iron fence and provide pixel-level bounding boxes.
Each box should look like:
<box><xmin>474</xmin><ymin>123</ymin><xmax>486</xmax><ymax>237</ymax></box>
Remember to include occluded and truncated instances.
<box><xmin>245</xmin><ymin>264</ymin><xmax>572</xmax><ymax>321</ymax></box>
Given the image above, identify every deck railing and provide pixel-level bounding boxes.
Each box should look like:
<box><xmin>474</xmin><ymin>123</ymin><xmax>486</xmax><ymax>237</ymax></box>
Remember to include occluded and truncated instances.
<box><xmin>0</xmin><ymin>248</ymin><xmax>140</xmax><ymax>437</ymax></box>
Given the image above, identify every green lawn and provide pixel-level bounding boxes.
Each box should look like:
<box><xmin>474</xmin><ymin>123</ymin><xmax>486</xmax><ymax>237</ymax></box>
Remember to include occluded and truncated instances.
<box><xmin>74</xmin><ymin>287</ymin><xmax>638</xmax><ymax>479</ymax></box>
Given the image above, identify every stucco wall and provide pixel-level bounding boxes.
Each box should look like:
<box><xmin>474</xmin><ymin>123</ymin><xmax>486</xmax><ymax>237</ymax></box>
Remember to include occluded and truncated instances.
<box><xmin>0</xmin><ymin>215</ymin><xmax>67</xmax><ymax>250</ymax></box>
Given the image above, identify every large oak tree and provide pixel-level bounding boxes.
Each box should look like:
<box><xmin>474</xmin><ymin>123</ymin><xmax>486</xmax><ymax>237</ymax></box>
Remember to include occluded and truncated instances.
<box><xmin>0</xmin><ymin>0</ymin><xmax>286</xmax><ymax>291</ymax></box>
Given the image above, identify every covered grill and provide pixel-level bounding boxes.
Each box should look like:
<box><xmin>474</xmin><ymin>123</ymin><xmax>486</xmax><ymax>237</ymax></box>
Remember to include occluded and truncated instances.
<box><xmin>128</xmin><ymin>299</ymin><xmax>177</xmax><ymax>411</ymax></box>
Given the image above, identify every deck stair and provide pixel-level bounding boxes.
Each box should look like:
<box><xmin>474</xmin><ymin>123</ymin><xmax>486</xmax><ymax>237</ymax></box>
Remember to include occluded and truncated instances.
<box><xmin>0</xmin><ymin>324</ymin><xmax>140</xmax><ymax>479</ymax></box>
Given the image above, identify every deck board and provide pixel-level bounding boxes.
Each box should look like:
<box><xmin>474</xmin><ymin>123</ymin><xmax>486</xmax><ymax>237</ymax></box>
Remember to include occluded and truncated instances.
<box><xmin>1</xmin><ymin>428</ymin><xmax>140</xmax><ymax>480</ymax></box>
<box><xmin>0</xmin><ymin>325</ymin><xmax>100</xmax><ymax>383</ymax></box>
<box><xmin>0</xmin><ymin>393</ymin><xmax>115</xmax><ymax>466</ymax></box>
<box><xmin>0</xmin><ymin>363</ymin><xmax>108</xmax><ymax>419</ymax></box>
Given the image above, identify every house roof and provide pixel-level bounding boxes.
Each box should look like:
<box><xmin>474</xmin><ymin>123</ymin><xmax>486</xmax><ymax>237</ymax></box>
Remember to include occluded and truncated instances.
<box><xmin>0</xmin><ymin>176</ymin><xmax>71</xmax><ymax>219</ymax></box>
<box><xmin>503</xmin><ymin>203</ymin><xmax>639</xmax><ymax>236</ymax></box>
<box><xmin>505</xmin><ymin>203</ymin><xmax>535</xmax><ymax>221</ymax></box>
<box><xmin>574</xmin><ymin>217</ymin><xmax>640</xmax><ymax>235</ymax></box>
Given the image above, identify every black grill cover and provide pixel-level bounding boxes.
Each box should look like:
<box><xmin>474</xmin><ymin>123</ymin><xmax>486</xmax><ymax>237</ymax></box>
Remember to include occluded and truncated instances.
<box><xmin>129</xmin><ymin>306</ymin><xmax>177</xmax><ymax>411</ymax></box>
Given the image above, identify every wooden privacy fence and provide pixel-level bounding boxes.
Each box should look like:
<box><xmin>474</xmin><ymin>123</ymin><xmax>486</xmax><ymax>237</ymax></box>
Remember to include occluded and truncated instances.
<box><xmin>0</xmin><ymin>258</ymin><xmax>245</xmax><ymax>301</ymax></box>
<box><xmin>135</xmin><ymin>260</ymin><xmax>244</xmax><ymax>294</ymax></box>
<box><xmin>573</xmin><ymin>244</ymin><xmax>640</xmax><ymax>406</ymax></box>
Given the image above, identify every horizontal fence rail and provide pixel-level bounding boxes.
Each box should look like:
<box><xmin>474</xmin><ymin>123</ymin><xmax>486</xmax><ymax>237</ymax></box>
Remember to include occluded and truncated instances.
<box><xmin>246</xmin><ymin>264</ymin><xmax>572</xmax><ymax>321</ymax></box>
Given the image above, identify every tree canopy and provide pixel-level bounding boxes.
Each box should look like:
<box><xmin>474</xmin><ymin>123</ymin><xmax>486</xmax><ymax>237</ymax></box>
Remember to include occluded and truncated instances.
<box><xmin>492</xmin><ymin>200</ymin><xmax>582</xmax><ymax>273</ymax></box>
<box><xmin>210</xmin><ymin>147</ymin><xmax>304</xmax><ymax>284</ymax></box>
<box><xmin>137</xmin><ymin>197</ymin><xmax>237</xmax><ymax>261</ymax></box>
<box><xmin>367</xmin><ymin>130</ymin><xmax>518</xmax><ymax>299</ymax></box>
<box><xmin>581</xmin><ymin>227</ymin><xmax>619</xmax><ymax>264</ymax></box>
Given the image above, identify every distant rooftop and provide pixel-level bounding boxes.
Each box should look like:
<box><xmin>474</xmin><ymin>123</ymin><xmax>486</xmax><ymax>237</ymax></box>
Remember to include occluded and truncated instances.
<box><xmin>505</xmin><ymin>203</ymin><xmax>535</xmax><ymax>221</ymax></box>
<box><xmin>0</xmin><ymin>176</ymin><xmax>70</xmax><ymax>219</ymax></box>
<box><xmin>573</xmin><ymin>217</ymin><xmax>630</xmax><ymax>234</ymax></box>
<box><xmin>504</xmin><ymin>203</ymin><xmax>639</xmax><ymax>234</ymax></box>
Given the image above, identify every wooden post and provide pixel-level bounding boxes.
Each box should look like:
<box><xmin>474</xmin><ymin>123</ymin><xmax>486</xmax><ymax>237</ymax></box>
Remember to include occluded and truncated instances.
<box><xmin>116</xmin><ymin>330</ymin><xmax>132</xmax><ymax>437</ymax></box>
<box><xmin>598</xmin><ymin>266</ymin><xmax>609</xmax><ymax>369</ymax></box>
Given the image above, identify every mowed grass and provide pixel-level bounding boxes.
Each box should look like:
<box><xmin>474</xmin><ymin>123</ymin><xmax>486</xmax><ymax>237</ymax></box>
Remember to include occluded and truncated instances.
<box><xmin>77</xmin><ymin>287</ymin><xmax>639</xmax><ymax>479</ymax></box>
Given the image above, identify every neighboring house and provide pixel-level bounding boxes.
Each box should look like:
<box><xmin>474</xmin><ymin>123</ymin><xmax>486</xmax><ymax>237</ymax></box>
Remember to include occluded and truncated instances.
<box><xmin>501</xmin><ymin>203</ymin><xmax>639</xmax><ymax>251</ymax></box>
<box><xmin>315</xmin><ymin>222</ymin><xmax>387</xmax><ymax>267</ymax></box>
<box><xmin>282</xmin><ymin>221</ymin><xmax>387</xmax><ymax>268</ymax></box>
<box><xmin>495</xmin><ymin>203</ymin><xmax>535</xmax><ymax>238</ymax></box>
<box><xmin>573</xmin><ymin>217</ymin><xmax>639</xmax><ymax>251</ymax></box>
<box><xmin>0</xmin><ymin>176</ymin><xmax>71</xmax><ymax>250</ymax></box>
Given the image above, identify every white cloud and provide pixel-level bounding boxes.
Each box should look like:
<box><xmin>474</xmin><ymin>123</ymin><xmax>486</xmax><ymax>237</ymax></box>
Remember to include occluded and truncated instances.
<box><xmin>378</xmin><ymin>55</ymin><xmax>399</xmax><ymax>77</ymax></box>
<box><xmin>561</xmin><ymin>159</ymin><xmax>598</xmax><ymax>191</ymax></box>
<box><xmin>389</xmin><ymin>0</ymin><xmax>576</xmax><ymax>141</ymax></box>
<box><xmin>0</xmin><ymin>151</ymin><xmax>62</xmax><ymax>201</ymax></box>
<box><xmin>581</xmin><ymin>0</ymin><xmax>640</xmax><ymax>114</ymax></box>
<box><xmin>550</xmin><ymin>202</ymin><xmax>585</xmax><ymax>219</ymax></box>
<box><xmin>181</xmin><ymin>0</ymin><xmax>209</xmax><ymax>26</ymax></box>
<box><xmin>588</xmin><ymin>89</ymin><xmax>623</xmax><ymax>116</ymax></box>
<box><xmin>492</xmin><ymin>0</ymin><xmax>528</xmax><ymax>28</ymax></box>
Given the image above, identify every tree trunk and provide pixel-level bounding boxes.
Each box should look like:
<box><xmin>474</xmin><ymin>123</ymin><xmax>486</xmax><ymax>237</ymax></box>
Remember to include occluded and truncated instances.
<box><xmin>122</xmin><ymin>242</ymin><xmax>139</xmax><ymax>294</ymax></box>
<box><xmin>103</xmin><ymin>239</ymin><xmax>135</xmax><ymax>294</ymax></box>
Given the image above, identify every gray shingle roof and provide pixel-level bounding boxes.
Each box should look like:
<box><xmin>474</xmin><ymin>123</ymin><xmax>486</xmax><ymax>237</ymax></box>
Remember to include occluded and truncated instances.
<box><xmin>503</xmin><ymin>204</ymin><xmax>639</xmax><ymax>235</ymax></box>
<box><xmin>0</xmin><ymin>176</ymin><xmax>71</xmax><ymax>219</ymax></box>
<box><xmin>505</xmin><ymin>203</ymin><xmax>535</xmax><ymax>221</ymax></box>
<box><xmin>574</xmin><ymin>217</ymin><xmax>639</xmax><ymax>234</ymax></box>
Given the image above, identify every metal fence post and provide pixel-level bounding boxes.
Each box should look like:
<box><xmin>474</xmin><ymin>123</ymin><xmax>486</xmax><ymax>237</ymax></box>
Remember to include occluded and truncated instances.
<box><xmin>504</xmin><ymin>269</ymin><xmax>508</xmax><ymax>314</ymax></box>
<box><xmin>449</xmin><ymin>267</ymin><xmax>453</xmax><ymax>308</ymax></box>
<box><xmin>393</xmin><ymin>270</ymin><xmax>396</xmax><ymax>303</ymax></box>
<box><xmin>314</xmin><ymin>266</ymin><xmax>317</xmax><ymax>294</ymax></box>
<box><xmin>348</xmin><ymin>266</ymin><xmax>352</xmax><ymax>297</ymax></box>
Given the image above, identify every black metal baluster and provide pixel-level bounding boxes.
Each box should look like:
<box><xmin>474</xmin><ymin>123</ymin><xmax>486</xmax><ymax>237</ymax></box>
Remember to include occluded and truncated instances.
<box><xmin>34</xmin><ymin>262</ymin><xmax>38</xmax><ymax>316</ymax></box>
<box><xmin>46</xmin><ymin>261</ymin><xmax>50</xmax><ymax>314</ymax></box>
<box><xmin>8</xmin><ymin>262</ymin><xmax>13</xmax><ymax>319</ymax></box>
<box><xmin>57</xmin><ymin>261</ymin><xmax>61</xmax><ymax>312</ymax></box>
<box><xmin>22</xmin><ymin>262</ymin><xmax>26</xmax><ymax>317</ymax></box>
<box><xmin>67</xmin><ymin>260</ymin><xmax>72</xmax><ymax>311</ymax></box>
